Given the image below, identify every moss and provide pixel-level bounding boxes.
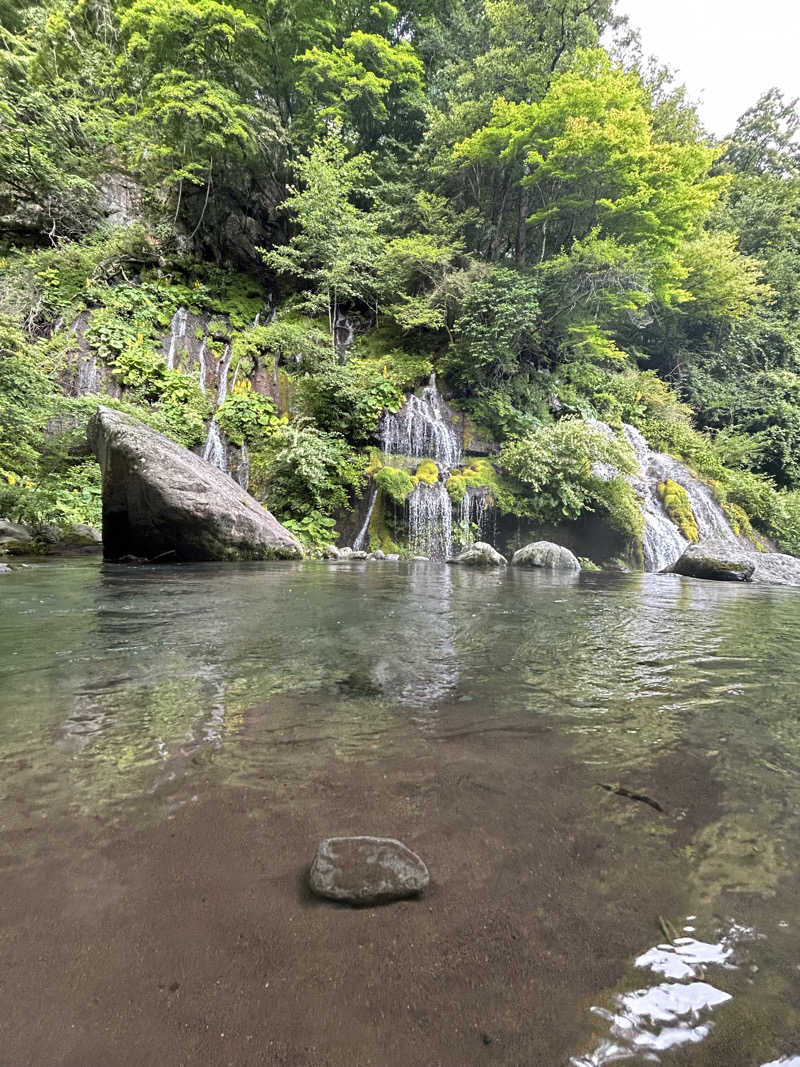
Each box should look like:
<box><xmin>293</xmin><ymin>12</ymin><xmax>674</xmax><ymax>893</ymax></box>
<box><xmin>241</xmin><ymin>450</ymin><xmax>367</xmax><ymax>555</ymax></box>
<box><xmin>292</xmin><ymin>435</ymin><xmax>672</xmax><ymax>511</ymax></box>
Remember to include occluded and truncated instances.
<box><xmin>374</xmin><ymin>465</ymin><xmax>415</xmax><ymax>504</ymax></box>
<box><xmin>578</xmin><ymin>556</ymin><xmax>602</xmax><ymax>571</ymax></box>
<box><xmin>414</xmin><ymin>459</ymin><xmax>439</xmax><ymax>485</ymax></box>
<box><xmin>368</xmin><ymin>489</ymin><xmax>401</xmax><ymax>553</ymax></box>
<box><xmin>658</xmin><ymin>478</ymin><xmax>699</xmax><ymax>542</ymax></box>
<box><xmin>446</xmin><ymin>473</ymin><xmax>467</xmax><ymax>504</ymax></box>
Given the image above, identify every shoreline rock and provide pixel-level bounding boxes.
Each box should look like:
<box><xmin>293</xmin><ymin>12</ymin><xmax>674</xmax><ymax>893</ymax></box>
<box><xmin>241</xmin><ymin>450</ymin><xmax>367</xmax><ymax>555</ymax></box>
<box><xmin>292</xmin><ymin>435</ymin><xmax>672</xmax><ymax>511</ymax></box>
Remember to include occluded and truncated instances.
<box><xmin>669</xmin><ymin>538</ymin><xmax>800</xmax><ymax>585</ymax></box>
<box><xmin>88</xmin><ymin>407</ymin><xmax>303</xmax><ymax>562</ymax></box>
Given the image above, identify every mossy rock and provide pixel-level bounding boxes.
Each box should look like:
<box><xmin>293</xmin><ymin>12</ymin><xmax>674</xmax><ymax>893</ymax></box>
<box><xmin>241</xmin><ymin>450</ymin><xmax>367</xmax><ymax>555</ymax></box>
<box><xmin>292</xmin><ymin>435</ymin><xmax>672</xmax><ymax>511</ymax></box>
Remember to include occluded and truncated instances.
<box><xmin>658</xmin><ymin>478</ymin><xmax>699</xmax><ymax>542</ymax></box>
<box><xmin>414</xmin><ymin>459</ymin><xmax>439</xmax><ymax>485</ymax></box>
<box><xmin>374</xmin><ymin>466</ymin><xmax>415</xmax><ymax>505</ymax></box>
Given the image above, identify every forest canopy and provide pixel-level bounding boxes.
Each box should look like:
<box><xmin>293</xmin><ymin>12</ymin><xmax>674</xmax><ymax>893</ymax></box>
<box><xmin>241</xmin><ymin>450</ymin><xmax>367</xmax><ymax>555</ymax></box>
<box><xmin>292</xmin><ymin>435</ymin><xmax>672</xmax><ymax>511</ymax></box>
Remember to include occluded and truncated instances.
<box><xmin>2</xmin><ymin>0</ymin><xmax>800</xmax><ymax>554</ymax></box>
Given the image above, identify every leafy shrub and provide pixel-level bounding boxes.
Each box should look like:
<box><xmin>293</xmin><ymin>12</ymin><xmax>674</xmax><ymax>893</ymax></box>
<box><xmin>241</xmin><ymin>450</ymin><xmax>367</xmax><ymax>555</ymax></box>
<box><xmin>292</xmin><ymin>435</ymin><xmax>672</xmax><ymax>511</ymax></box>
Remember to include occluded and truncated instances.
<box><xmin>499</xmin><ymin>419</ymin><xmax>644</xmax><ymax>537</ymax></box>
<box><xmin>215</xmin><ymin>388</ymin><xmax>285</xmax><ymax>446</ymax></box>
<box><xmin>374</xmin><ymin>465</ymin><xmax>416</xmax><ymax>504</ymax></box>
<box><xmin>295</xmin><ymin>362</ymin><xmax>404</xmax><ymax>442</ymax></box>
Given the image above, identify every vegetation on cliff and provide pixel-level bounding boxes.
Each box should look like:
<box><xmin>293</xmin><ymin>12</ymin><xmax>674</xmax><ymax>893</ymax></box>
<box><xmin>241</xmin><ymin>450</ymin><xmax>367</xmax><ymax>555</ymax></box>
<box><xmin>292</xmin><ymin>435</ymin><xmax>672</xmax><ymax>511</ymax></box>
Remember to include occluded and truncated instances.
<box><xmin>2</xmin><ymin>0</ymin><xmax>800</xmax><ymax>554</ymax></box>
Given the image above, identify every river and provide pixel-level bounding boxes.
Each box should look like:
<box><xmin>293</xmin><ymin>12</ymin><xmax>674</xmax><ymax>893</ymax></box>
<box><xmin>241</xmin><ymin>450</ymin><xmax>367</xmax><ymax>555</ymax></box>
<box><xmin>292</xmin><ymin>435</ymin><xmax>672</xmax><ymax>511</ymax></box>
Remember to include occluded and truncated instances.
<box><xmin>1</xmin><ymin>558</ymin><xmax>799</xmax><ymax>1065</ymax></box>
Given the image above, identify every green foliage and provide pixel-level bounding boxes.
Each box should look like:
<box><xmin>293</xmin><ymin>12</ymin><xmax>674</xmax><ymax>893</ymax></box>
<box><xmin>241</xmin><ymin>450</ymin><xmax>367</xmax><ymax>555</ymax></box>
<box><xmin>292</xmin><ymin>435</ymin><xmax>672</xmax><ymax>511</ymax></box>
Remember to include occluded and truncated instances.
<box><xmin>294</xmin><ymin>359</ymin><xmax>404</xmax><ymax>442</ymax></box>
<box><xmin>254</xmin><ymin>421</ymin><xmax>366</xmax><ymax>519</ymax></box>
<box><xmin>281</xmin><ymin>510</ymin><xmax>337</xmax><ymax>553</ymax></box>
<box><xmin>414</xmin><ymin>459</ymin><xmax>439</xmax><ymax>485</ymax></box>
<box><xmin>658</xmin><ymin>479</ymin><xmax>699</xmax><ymax>542</ymax></box>
<box><xmin>500</xmin><ymin>419</ymin><xmax>644</xmax><ymax>537</ymax></box>
<box><xmin>261</xmin><ymin>130</ymin><xmax>381</xmax><ymax>340</ymax></box>
<box><xmin>374</xmin><ymin>465</ymin><xmax>415</xmax><ymax>504</ymax></box>
<box><xmin>445</xmin><ymin>267</ymin><xmax>541</xmax><ymax>392</ymax></box>
<box><xmin>214</xmin><ymin>388</ymin><xmax>285</xmax><ymax>446</ymax></box>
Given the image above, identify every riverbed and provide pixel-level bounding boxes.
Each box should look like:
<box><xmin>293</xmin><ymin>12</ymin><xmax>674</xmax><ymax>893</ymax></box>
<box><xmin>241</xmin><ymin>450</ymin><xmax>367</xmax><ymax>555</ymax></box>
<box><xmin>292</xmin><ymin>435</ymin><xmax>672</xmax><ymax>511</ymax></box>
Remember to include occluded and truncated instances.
<box><xmin>1</xmin><ymin>558</ymin><xmax>799</xmax><ymax>1065</ymax></box>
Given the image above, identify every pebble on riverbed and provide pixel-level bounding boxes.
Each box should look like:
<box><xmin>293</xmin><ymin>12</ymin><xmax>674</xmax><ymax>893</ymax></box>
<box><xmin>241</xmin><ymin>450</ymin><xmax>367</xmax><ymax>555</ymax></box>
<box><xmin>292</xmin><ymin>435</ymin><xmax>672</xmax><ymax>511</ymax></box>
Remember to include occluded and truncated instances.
<box><xmin>309</xmin><ymin>836</ymin><xmax>430</xmax><ymax>905</ymax></box>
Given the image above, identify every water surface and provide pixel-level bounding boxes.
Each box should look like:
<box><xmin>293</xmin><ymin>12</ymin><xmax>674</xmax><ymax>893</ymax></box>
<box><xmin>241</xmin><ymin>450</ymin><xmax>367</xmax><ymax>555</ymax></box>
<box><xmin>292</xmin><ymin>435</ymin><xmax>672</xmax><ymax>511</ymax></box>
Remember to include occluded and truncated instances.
<box><xmin>2</xmin><ymin>559</ymin><xmax>800</xmax><ymax>1064</ymax></box>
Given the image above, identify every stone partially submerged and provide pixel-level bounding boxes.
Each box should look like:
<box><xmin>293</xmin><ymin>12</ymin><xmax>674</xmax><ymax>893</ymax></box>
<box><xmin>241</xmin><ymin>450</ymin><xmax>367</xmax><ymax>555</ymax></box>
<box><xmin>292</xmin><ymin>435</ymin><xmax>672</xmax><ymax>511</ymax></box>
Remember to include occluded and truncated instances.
<box><xmin>511</xmin><ymin>541</ymin><xmax>581</xmax><ymax>570</ymax></box>
<box><xmin>449</xmin><ymin>541</ymin><xmax>507</xmax><ymax>566</ymax></box>
<box><xmin>669</xmin><ymin>538</ymin><xmax>800</xmax><ymax>586</ymax></box>
<box><xmin>309</xmin><ymin>836</ymin><xmax>429</xmax><ymax>905</ymax></box>
<box><xmin>88</xmin><ymin>406</ymin><xmax>303</xmax><ymax>562</ymax></box>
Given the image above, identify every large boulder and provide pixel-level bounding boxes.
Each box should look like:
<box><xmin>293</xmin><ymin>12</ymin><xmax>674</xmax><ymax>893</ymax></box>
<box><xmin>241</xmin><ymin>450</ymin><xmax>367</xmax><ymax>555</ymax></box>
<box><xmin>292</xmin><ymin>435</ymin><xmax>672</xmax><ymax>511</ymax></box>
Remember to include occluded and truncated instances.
<box><xmin>88</xmin><ymin>407</ymin><xmax>302</xmax><ymax>562</ymax></box>
<box><xmin>511</xmin><ymin>541</ymin><xmax>581</xmax><ymax>570</ymax></box>
<box><xmin>449</xmin><ymin>541</ymin><xmax>507</xmax><ymax>566</ymax></box>
<box><xmin>669</xmin><ymin>538</ymin><xmax>800</xmax><ymax>586</ymax></box>
<box><xmin>309</xmin><ymin>836</ymin><xmax>429</xmax><ymax>905</ymax></box>
<box><xmin>0</xmin><ymin>518</ymin><xmax>34</xmax><ymax>555</ymax></box>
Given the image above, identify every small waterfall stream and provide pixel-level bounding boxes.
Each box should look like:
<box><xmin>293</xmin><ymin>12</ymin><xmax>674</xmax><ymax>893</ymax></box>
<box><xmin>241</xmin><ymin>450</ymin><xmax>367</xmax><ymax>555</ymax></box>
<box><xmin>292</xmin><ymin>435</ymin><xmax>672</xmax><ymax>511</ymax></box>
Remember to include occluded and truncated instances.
<box><xmin>166</xmin><ymin>307</ymin><xmax>189</xmax><ymax>371</ymax></box>
<box><xmin>380</xmin><ymin>373</ymin><xmax>462</xmax><ymax>469</ymax></box>
<box><xmin>459</xmin><ymin>487</ymin><xmax>490</xmax><ymax>548</ymax></box>
<box><xmin>378</xmin><ymin>374</ymin><xmax>462</xmax><ymax>560</ymax></box>
<box><xmin>352</xmin><ymin>486</ymin><xmax>378</xmax><ymax>551</ymax></box>
<box><xmin>593</xmin><ymin>420</ymin><xmax>743</xmax><ymax>572</ymax></box>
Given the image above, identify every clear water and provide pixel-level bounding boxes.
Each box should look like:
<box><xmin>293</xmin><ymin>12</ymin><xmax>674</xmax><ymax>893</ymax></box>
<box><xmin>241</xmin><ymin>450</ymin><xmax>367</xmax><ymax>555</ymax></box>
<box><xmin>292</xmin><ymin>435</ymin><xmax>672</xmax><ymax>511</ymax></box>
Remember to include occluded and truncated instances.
<box><xmin>2</xmin><ymin>558</ymin><xmax>800</xmax><ymax>1064</ymax></box>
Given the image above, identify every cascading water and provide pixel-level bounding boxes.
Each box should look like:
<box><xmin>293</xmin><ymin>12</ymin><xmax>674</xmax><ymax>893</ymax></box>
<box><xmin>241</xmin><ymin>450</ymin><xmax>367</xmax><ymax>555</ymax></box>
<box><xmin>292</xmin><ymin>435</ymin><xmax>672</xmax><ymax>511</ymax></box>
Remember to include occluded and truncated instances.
<box><xmin>592</xmin><ymin>420</ymin><xmax>743</xmax><ymax>572</ymax></box>
<box><xmin>201</xmin><ymin>343</ymin><xmax>237</xmax><ymax>478</ymax></box>
<box><xmin>197</xmin><ymin>340</ymin><xmax>208</xmax><ymax>394</ymax></box>
<box><xmin>408</xmin><ymin>482</ymin><xmax>453</xmax><ymax>561</ymax></box>
<box><xmin>166</xmin><ymin>307</ymin><xmax>188</xmax><ymax>371</ymax></box>
<box><xmin>202</xmin><ymin>420</ymin><xmax>227</xmax><ymax>471</ymax></box>
<box><xmin>459</xmin><ymin>487</ymin><xmax>490</xmax><ymax>548</ymax></box>
<box><xmin>378</xmin><ymin>374</ymin><xmax>463</xmax><ymax>560</ymax></box>
<box><xmin>352</xmin><ymin>486</ymin><xmax>378</xmax><ymax>551</ymax></box>
<box><xmin>75</xmin><ymin>355</ymin><xmax>100</xmax><ymax>396</ymax></box>
<box><xmin>380</xmin><ymin>373</ymin><xmax>462</xmax><ymax>469</ymax></box>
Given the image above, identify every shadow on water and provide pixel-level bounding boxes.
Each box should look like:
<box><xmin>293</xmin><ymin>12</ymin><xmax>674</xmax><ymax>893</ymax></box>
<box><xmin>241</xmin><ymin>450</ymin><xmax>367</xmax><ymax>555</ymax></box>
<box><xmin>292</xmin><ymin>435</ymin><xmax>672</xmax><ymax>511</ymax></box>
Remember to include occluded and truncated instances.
<box><xmin>2</xmin><ymin>558</ymin><xmax>800</xmax><ymax>1063</ymax></box>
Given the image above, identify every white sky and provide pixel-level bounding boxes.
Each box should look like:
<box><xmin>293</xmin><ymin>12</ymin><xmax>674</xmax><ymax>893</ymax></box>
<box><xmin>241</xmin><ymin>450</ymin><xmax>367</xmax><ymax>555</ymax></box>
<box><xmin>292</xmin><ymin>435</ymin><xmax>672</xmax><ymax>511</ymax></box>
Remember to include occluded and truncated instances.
<box><xmin>614</xmin><ymin>0</ymin><xmax>800</xmax><ymax>137</ymax></box>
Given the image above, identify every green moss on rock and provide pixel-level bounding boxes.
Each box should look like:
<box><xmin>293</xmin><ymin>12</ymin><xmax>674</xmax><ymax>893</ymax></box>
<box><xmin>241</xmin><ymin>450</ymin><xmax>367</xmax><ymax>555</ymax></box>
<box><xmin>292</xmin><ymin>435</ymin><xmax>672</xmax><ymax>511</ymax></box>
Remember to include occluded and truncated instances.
<box><xmin>375</xmin><ymin>466</ymin><xmax>415</xmax><ymax>504</ymax></box>
<box><xmin>658</xmin><ymin>478</ymin><xmax>699</xmax><ymax>542</ymax></box>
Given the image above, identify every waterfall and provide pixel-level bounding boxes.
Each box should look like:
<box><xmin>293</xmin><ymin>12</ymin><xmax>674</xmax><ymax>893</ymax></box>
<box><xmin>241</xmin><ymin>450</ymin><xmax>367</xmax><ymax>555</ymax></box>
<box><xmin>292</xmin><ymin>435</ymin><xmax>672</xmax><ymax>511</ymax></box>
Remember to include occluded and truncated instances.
<box><xmin>379</xmin><ymin>373</ymin><xmax>461</xmax><ymax>469</ymax></box>
<box><xmin>201</xmin><ymin>343</ymin><xmax>234</xmax><ymax>475</ymax></box>
<box><xmin>335</xmin><ymin>310</ymin><xmax>355</xmax><ymax>350</ymax></box>
<box><xmin>197</xmin><ymin>339</ymin><xmax>208</xmax><ymax>394</ymax></box>
<box><xmin>202</xmin><ymin>420</ymin><xmax>227</xmax><ymax>471</ymax></box>
<box><xmin>353</xmin><ymin>486</ymin><xmax>378</xmax><ymax>550</ymax></box>
<box><xmin>166</xmin><ymin>307</ymin><xmax>188</xmax><ymax>371</ymax></box>
<box><xmin>591</xmin><ymin>420</ymin><xmax>742</xmax><ymax>572</ymax></box>
<box><xmin>622</xmin><ymin>424</ymin><xmax>741</xmax><ymax>571</ymax></box>
<box><xmin>215</xmin><ymin>343</ymin><xmax>232</xmax><ymax>407</ymax></box>
<box><xmin>459</xmin><ymin>487</ymin><xmax>489</xmax><ymax>547</ymax></box>
<box><xmin>75</xmin><ymin>355</ymin><xmax>100</xmax><ymax>396</ymax></box>
<box><xmin>408</xmin><ymin>481</ymin><xmax>453</xmax><ymax>561</ymax></box>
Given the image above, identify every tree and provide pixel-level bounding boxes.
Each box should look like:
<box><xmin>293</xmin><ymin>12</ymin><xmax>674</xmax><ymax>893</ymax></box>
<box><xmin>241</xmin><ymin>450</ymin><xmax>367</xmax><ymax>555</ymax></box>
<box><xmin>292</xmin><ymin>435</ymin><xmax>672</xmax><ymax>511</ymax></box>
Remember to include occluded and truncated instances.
<box><xmin>261</xmin><ymin>131</ymin><xmax>381</xmax><ymax>345</ymax></box>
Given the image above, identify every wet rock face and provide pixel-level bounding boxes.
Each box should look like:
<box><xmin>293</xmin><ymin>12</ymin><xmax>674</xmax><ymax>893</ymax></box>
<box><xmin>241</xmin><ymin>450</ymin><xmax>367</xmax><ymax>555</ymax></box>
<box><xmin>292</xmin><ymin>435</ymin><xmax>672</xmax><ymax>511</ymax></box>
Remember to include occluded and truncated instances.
<box><xmin>669</xmin><ymin>538</ymin><xmax>800</xmax><ymax>585</ymax></box>
<box><xmin>88</xmin><ymin>407</ymin><xmax>303</xmax><ymax>562</ymax></box>
<box><xmin>0</xmin><ymin>518</ymin><xmax>34</xmax><ymax>555</ymax></box>
<box><xmin>512</xmin><ymin>541</ymin><xmax>581</xmax><ymax>570</ymax></box>
<box><xmin>449</xmin><ymin>541</ymin><xmax>507</xmax><ymax>566</ymax></box>
<box><xmin>309</xmin><ymin>837</ymin><xmax>429</xmax><ymax>905</ymax></box>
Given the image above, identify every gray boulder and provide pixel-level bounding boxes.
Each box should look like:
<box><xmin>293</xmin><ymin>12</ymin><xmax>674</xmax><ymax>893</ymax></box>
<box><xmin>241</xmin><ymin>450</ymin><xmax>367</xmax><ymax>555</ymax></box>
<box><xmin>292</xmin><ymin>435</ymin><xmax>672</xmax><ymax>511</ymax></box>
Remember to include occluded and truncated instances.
<box><xmin>512</xmin><ymin>541</ymin><xmax>581</xmax><ymax>570</ymax></box>
<box><xmin>61</xmin><ymin>523</ymin><xmax>102</xmax><ymax>547</ymax></box>
<box><xmin>0</xmin><ymin>562</ymin><xmax>11</xmax><ymax>574</ymax></box>
<box><xmin>0</xmin><ymin>518</ymin><xmax>34</xmax><ymax>555</ymax></box>
<box><xmin>88</xmin><ymin>407</ymin><xmax>303</xmax><ymax>562</ymax></box>
<box><xmin>309</xmin><ymin>836</ymin><xmax>429</xmax><ymax>905</ymax></box>
<box><xmin>669</xmin><ymin>538</ymin><xmax>800</xmax><ymax>585</ymax></box>
<box><xmin>449</xmin><ymin>541</ymin><xmax>507</xmax><ymax>566</ymax></box>
<box><xmin>367</xmin><ymin>549</ymin><xmax>385</xmax><ymax>560</ymax></box>
<box><xmin>322</xmin><ymin>544</ymin><xmax>341</xmax><ymax>560</ymax></box>
<box><xmin>350</xmin><ymin>550</ymin><xmax>368</xmax><ymax>560</ymax></box>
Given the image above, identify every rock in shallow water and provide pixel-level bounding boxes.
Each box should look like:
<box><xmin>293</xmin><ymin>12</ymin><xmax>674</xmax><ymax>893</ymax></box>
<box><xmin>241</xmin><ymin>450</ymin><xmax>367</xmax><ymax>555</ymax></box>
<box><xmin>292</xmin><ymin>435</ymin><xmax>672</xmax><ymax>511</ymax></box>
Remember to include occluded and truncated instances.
<box><xmin>511</xmin><ymin>541</ymin><xmax>581</xmax><ymax>570</ymax></box>
<box><xmin>309</xmin><ymin>836</ymin><xmax>429</xmax><ymax>905</ymax></box>
<box><xmin>0</xmin><ymin>562</ymin><xmax>11</xmax><ymax>574</ymax></box>
<box><xmin>88</xmin><ymin>407</ymin><xmax>302</xmax><ymax>562</ymax></box>
<box><xmin>669</xmin><ymin>538</ymin><xmax>800</xmax><ymax>585</ymax></box>
<box><xmin>449</xmin><ymin>541</ymin><xmax>507</xmax><ymax>566</ymax></box>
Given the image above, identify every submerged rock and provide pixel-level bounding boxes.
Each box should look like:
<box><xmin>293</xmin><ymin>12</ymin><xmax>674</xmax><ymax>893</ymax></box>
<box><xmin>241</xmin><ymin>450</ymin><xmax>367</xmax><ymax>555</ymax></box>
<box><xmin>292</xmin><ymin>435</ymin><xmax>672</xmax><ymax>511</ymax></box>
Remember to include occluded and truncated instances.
<box><xmin>449</xmin><ymin>541</ymin><xmax>507</xmax><ymax>566</ymax></box>
<box><xmin>512</xmin><ymin>541</ymin><xmax>581</xmax><ymax>570</ymax></box>
<box><xmin>88</xmin><ymin>407</ymin><xmax>303</xmax><ymax>562</ymax></box>
<box><xmin>309</xmin><ymin>836</ymin><xmax>429</xmax><ymax>905</ymax></box>
<box><xmin>0</xmin><ymin>562</ymin><xmax>11</xmax><ymax>573</ymax></box>
<box><xmin>669</xmin><ymin>538</ymin><xmax>800</xmax><ymax>585</ymax></box>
